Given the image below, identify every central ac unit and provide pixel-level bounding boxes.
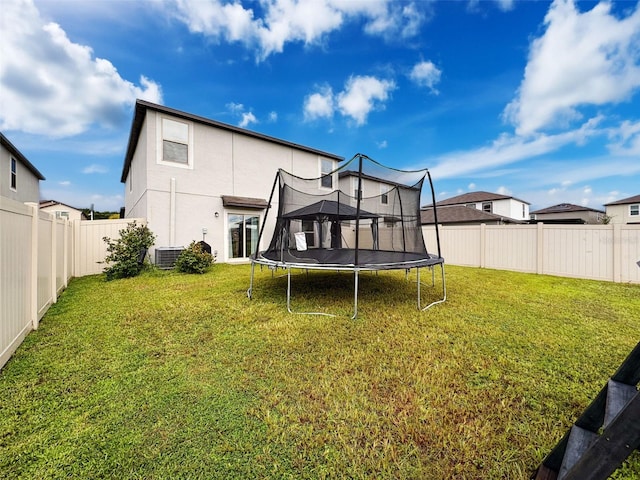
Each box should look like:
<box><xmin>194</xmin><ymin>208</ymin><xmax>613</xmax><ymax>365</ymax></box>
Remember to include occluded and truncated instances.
<box><xmin>155</xmin><ymin>247</ymin><xmax>184</xmax><ymax>269</ymax></box>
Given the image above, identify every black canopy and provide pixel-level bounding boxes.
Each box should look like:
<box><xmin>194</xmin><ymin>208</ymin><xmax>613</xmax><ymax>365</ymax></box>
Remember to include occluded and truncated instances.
<box><xmin>282</xmin><ymin>200</ymin><xmax>377</xmax><ymax>221</ymax></box>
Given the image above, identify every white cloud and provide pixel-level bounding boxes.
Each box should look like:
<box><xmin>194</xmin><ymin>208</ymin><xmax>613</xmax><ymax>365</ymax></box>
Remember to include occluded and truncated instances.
<box><xmin>337</xmin><ymin>75</ymin><xmax>396</xmax><ymax>125</ymax></box>
<box><xmin>468</xmin><ymin>182</ymin><xmax>476</xmax><ymax>190</ymax></box>
<box><xmin>430</xmin><ymin>117</ymin><xmax>604</xmax><ymax>179</ymax></box>
<box><xmin>268</xmin><ymin>111</ymin><xmax>278</xmax><ymax>122</ymax></box>
<box><xmin>0</xmin><ymin>0</ymin><xmax>162</xmax><ymax>137</ymax></box>
<box><xmin>496</xmin><ymin>186</ymin><xmax>512</xmax><ymax>196</ymax></box>
<box><xmin>377</xmin><ymin>140</ymin><xmax>388</xmax><ymax>149</ymax></box>
<box><xmin>165</xmin><ymin>0</ymin><xmax>428</xmax><ymax>61</ymax></box>
<box><xmin>303</xmin><ymin>86</ymin><xmax>335</xmax><ymax>121</ymax></box>
<box><xmin>83</xmin><ymin>164</ymin><xmax>108</xmax><ymax>174</ymax></box>
<box><xmin>409</xmin><ymin>60</ymin><xmax>442</xmax><ymax>93</ymax></box>
<box><xmin>239</xmin><ymin>112</ymin><xmax>258</xmax><ymax>128</ymax></box>
<box><xmin>607</xmin><ymin>119</ymin><xmax>640</xmax><ymax>156</ymax></box>
<box><xmin>59</xmin><ymin>180</ymin><xmax>71</xmax><ymax>187</ymax></box>
<box><xmin>504</xmin><ymin>0</ymin><xmax>640</xmax><ymax>136</ymax></box>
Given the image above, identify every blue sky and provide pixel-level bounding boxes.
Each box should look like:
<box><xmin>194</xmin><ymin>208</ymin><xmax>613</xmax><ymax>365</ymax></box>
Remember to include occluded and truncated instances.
<box><xmin>1</xmin><ymin>0</ymin><xmax>639</xmax><ymax>212</ymax></box>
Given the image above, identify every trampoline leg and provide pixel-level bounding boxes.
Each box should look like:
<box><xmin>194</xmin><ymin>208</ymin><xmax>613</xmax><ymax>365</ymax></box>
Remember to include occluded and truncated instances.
<box><xmin>286</xmin><ymin>267</ymin><xmax>293</xmax><ymax>314</ymax></box>
<box><xmin>248</xmin><ymin>262</ymin><xmax>255</xmax><ymax>299</ymax></box>
<box><xmin>419</xmin><ymin>263</ymin><xmax>447</xmax><ymax>311</ymax></box>
<box><xmin>351</xmin><ymin>270</ymin><xmax>359</xmax><ymax>320</ymax></box>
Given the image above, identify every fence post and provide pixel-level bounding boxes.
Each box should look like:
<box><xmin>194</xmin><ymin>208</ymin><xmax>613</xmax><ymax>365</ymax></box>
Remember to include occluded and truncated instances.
<box><xmin>480</xmin><ymin>223</ymin><xmax>486</xmax><ymax>268</ymax></box>
<box><xmin>63</xmin><ymin>219</ymin><xmax>69</xmax><ymax>288</ymax></box>
<box><xmin>537</xmin><ymin>222</ymin><xmax>544</xmax><ymax>274</ymax></box>
<box><xmin>25</xmin><ymin>203</ymin><xmax>39</xmax><ymax>330</ymax></box>
<box><xmin>50</xmin><ymin>213</ymin><xmax>57</xmax><ymax>303</ymax></box>
<box><xmin>613</xmin><ymin>223</ymin><xmax>621</xmax><ymax>283</ymax></box>
<box><xmin>73</xmin><ymin>219</ymin><xmax>81</xmax><ymax>277</ymax></box>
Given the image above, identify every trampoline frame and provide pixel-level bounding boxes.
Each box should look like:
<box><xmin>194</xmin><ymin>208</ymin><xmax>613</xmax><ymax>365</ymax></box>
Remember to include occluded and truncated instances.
<box><xmin>247</xmin><ymin>254</ymin><xmax>446</xmax><ymax>319</ymax></box>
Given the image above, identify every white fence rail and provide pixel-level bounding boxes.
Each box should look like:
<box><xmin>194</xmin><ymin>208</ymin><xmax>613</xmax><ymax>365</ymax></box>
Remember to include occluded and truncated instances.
<box><xmin>1</xmin><ymin>194</ymin><xmax>144</xmax><ymax>369</ymax></box>
<box><xmin>423</xmin><ymin>223</ymin><xmax>640</xmax><ymax>283</ymax></box>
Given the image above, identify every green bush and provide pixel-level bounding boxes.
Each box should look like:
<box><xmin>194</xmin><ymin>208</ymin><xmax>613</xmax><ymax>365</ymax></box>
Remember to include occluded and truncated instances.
<box><xmin>102</xmin><ymin>222</ymin><xmax>156</xmax><ymax>281</ymax></box>
<box><xmin>174</xmin><ymin>241</ymin><xmax>214</xmax><ymax>274</ymax></box>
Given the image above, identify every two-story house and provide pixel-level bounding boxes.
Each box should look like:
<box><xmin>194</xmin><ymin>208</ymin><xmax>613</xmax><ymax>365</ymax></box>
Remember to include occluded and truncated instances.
<box><xmin>121</xmin><ymin>100</ymin><xmax>342</xmax><ymax>264</ymax></box>
<box><xmin>1</xmin><ymin>132</ymin><xmax>45</xmax><ymax>203</ymax></box>
<box><xmin>604</xmin><ymin>195</ymin><xmax>640</xmax><ymax>224</ymax></box>
<box><xmin>421</xmin><ymin>191</ymin><xmax>530</xmax><ymax>225</ymax></box>
<box><xmin>529</xmin><ymin>203</ymin><xmax>606</xmax><ymax>224</ymax></box>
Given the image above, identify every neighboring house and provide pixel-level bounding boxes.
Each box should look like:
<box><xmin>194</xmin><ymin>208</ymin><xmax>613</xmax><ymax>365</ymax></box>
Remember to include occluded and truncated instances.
<box><xmin>39</xmin><ymin>200</ymin><xmax>89</xmax><ymax>221</ymax></box>
<box><xmin>424</xmin><ymin>191</ymin><xmax>530</xmax><ymax>223</ymax></box>
<box><xmin>604</xmin><ymin>195</ymin><xmax>640</xmax><ymax>224</ymax></box>
<box><xmin>121</xmin><ymin>100</ymin><xmax>343</xmax><ymax>264</ymax></box>
<box><xmin>529</xmin><ymin>203</ymin><xmax>606</xmax><ymax>224</ymax></box>
<box><xmin>0</xmin><ymin>132</ymin><xmax>45</xmax><ymax>203</ymax></box>
<box><xmin>420</xmin><ymin>205</ymin><xmax>525</xmax><ymax>226</ymax></box>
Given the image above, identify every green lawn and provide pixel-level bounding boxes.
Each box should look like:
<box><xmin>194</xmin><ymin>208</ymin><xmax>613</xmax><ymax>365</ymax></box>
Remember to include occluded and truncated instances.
<box><xmin>1</xmin><ymin>264</ymin><xmax>639</xmax><ymax>479</ymax></box>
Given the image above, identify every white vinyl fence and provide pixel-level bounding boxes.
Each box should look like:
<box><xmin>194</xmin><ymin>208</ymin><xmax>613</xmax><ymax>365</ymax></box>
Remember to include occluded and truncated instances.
<box><xmin>1</xmin><ymin>194</ymin><xmax>144</xmax><ymax>369</ymax></box>
<box><xmin>423</xmin><ymin>223</ymin><xmax>640</xmax><ymax>284</ymax></box>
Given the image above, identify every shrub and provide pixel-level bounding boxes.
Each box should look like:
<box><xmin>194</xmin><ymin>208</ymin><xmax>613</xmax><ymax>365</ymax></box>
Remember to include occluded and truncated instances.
<box><xmin>102</xmin><ymin>222</ymin><xmax>156</xmax><ymax>281</ymax></box>
<box><xmin>174</xmin><ymin>241</ymin><xmax>214</xmax><ymax>274</ymax></box>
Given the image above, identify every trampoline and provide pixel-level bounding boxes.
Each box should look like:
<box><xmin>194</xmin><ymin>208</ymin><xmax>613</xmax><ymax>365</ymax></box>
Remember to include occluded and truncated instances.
<box><xmin>248</xmin><ymin>153</ymin><xmax>445</xmax><ymax>318</ymax></box>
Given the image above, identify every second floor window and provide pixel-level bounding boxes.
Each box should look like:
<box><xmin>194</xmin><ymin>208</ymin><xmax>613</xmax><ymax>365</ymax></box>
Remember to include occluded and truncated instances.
<box><xmin>10</xmin><ymin>157</ymin><xmax>17</xmax><ymax>190</ymax></box>
<box><xmin>320</xmin><ymin>159</ymin><xmax>333</xmax><ymax>189</ymax></box>
<box><xmin>631</xmin><ymin>204</ymin><xmax>639</xmax><ymax>216</ymax></box>
<box><xmin>482</xmin><ymin>202</ymin><xmax>492</xmax><ymax>213</ymax></box>
<box><xmin>353</xmin><ymin>178</ymin><xmax>362</xmax><ymax>200</ymax></box>
<box><xmin>162</xmin><ymin>118</ymin><xmax>189</xmax><ymax>164</ymax></box>
<box><xmin>380</xmin><ymin>185</ymin><xmax>389</xmax><ymax>205</ymax></box>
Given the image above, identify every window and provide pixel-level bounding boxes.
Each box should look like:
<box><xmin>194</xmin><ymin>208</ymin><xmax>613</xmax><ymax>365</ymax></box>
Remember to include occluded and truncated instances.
<box><xmin>162</xmin><ymin>118</ymin><xmax>189</xmax><ymax>165</ymax></box>
<box><xmin>631</xmin><ymin>204</ymin><xmax>639</xmax><ymax>216</ymax></box>
<box><xmin>55</xmin><ymin>211</ymin><xmax>69</xmax><ymax>219</ymax></box>
<box><xmin>10</xmin><ymin>157</ymin><xmax>17</xmax><ymax>190</ymax></box>
<box><xmin>465</xmin><ymin>203</ymin><xmax>476</xmax><ymax>209</ymax></box>
<box><xmin>482</xmin><ymin>202</ymin><xmax>492</xmax><ymax>213</ymax></box>
<box><xmin>302</xmin><ymin>220</ymin><xmax>315</xmax><ymax>247</ymax></box>
<box><xmin>228</xmin><ymin>214</ymin><xmax>259</xmax><ymax>259</ymax></box>
<box><xmin>353</xmin><ymin>178</ymin><xmax>362</xmax><ymax>200</ymax></box>
<box><xmin>320</xmin><ymin>159</ymin><xmax>333</xmax><ymax>189</ymax></box>
<box><xmin>380</xmin><ymin>185</ymin><xmax>389</xmax><ymax>205</ymax></box>
<box><xmin>522</xmin><ymin>204</ymin><xmax>525</xmax><ymax>218</ymax></box>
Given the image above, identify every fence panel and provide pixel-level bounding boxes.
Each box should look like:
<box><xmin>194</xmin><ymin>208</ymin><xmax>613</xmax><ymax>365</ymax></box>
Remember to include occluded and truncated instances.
<box><xmin>0</xmin><ymin>198</ymin><xmax>33</xmax><ymax>368</ymax></box>
<box><xmin>422</xmin><ymin>223</ymin><xmax>640</xmax><ymax>283</ymax></box>
<box><xmin>74</xmin><ymin>218</ymin><xmax>146</xmax><ymax>277</ymax></box>
<box><xmin>37</xmin><ymin>211</ymin><xmax>54</xmax><ymax>319</ymax></box>
<box><xmin>485</xmin><ymin>225</ymin><xmax>537</xmax><ymax>273</ymax></box>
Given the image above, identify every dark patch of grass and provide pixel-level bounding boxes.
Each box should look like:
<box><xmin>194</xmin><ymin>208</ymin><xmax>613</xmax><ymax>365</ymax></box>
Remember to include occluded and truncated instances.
<box><xmin>1</xmin><ymin>265</ymin><xmax>639</xmax><ymax>479</ymax></box>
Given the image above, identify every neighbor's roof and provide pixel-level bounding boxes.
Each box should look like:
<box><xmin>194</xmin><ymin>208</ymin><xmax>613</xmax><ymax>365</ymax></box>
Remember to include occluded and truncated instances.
<box><xmin>1</xmin><ymin>132</ymin><xmax>45</xmax><ymax>180</ymax></box>
<box><xmin>531</xmin><ymin>203</ymin><xmax>605</xmax><ymax>214</ymax></box>
<box><xmin>40</xmin><ymin>200</ymin><xmax>84</xmax><ymax>211</ymax></box>
<box><xmin>429</xmin><ymin>190</ymin><xmax>530</xmax><ymax>207</ymax></box>
<box><xmin>121</xmin><ymin>100</ymin><xmax>343</xmax><ymax>183</ymax></box>
<box><xmin>421</xmin><ymin>205</ymin><xmax>525</xmax><ymax>224</ymax></box>
<box><xmin>604</xmin><ymin>194</ymin><xmax>640</xmax><ymax>206</ymax></box>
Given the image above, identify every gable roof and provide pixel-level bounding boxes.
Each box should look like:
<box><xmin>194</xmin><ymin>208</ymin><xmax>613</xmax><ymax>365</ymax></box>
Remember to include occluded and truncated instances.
<box><xmin>421</xmin><ymin>205</ymin><xmax>525</xmax><ymax>225</ymax></box>
<box><xmin>1</xmin><ymin>132</ymin><xmax>45</xmax><ymax>180</ymax></box>
<box><xmin>40</xmin><ymin>200</ymin><xmax>84</xmax><ymax>211</ymax></box>
<box><xmin>431</xmin><ymin>190</ymin><xmax>530</xmax><ymax>207</ymax></box>
<box><xmin>604</xmin><ymin>194</ymin><xmax>640</xmax><ymax>206</ymax></box>
<box><xmin>531</xmin><ymin>203</ymin><xmax>605</xmax><ymax>214</ymax></box>
<box><xmin>121</xmin><ymin>100</ymin><xmax>343</xmax><ymax>183</ymax></box>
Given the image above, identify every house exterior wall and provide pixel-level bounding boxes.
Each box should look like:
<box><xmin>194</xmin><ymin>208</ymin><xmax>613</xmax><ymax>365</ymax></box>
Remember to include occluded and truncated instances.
<box><xmin>40</xmin><ymin>204</ymin><xmax>85</xmax><ymax>221</ymax></box>
<box><xmin>0</xmin><ymin>143</ymin><xmax>40</xmax><ymax>203</ymax></box>
<box><xmin>457</xmin><ymin>198</ymin><xmax>528</xmax><ymax>221</ymax></box>
<box><xmin>125</xmin><ymin>108</ymin><xmax>338</xmax><ymax>263</ymax></box>
<box><xmin>606</xmin><ymin>203</ymin><xmax>640</xmax><ymax>224</ymax></box>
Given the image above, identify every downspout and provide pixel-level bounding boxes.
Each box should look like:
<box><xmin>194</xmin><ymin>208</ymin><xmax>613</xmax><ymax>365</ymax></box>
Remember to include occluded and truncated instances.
<box><xmin>170</xmin><ymin>177</ymin><xmax>176</xmax><ymax>245</ymax></box>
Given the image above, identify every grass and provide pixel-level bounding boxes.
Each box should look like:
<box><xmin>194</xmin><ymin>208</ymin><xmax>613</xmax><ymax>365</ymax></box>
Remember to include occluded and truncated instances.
<box><xmin>0</xmin><ymin>264</ymin><xmax>639</xmax><ymax>479</ymax></box>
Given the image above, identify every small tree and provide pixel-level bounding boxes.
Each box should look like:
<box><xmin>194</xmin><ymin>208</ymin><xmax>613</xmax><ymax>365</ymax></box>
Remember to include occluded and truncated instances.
<box><xmin>174</xmin><ymin>241</ymin><xmax>214</xmax><ymax>274</ymax></box>
<box><xmin>102</xmin><ymin>221</ymin><xmax>156</xmax><ymax>280</ymax></box>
